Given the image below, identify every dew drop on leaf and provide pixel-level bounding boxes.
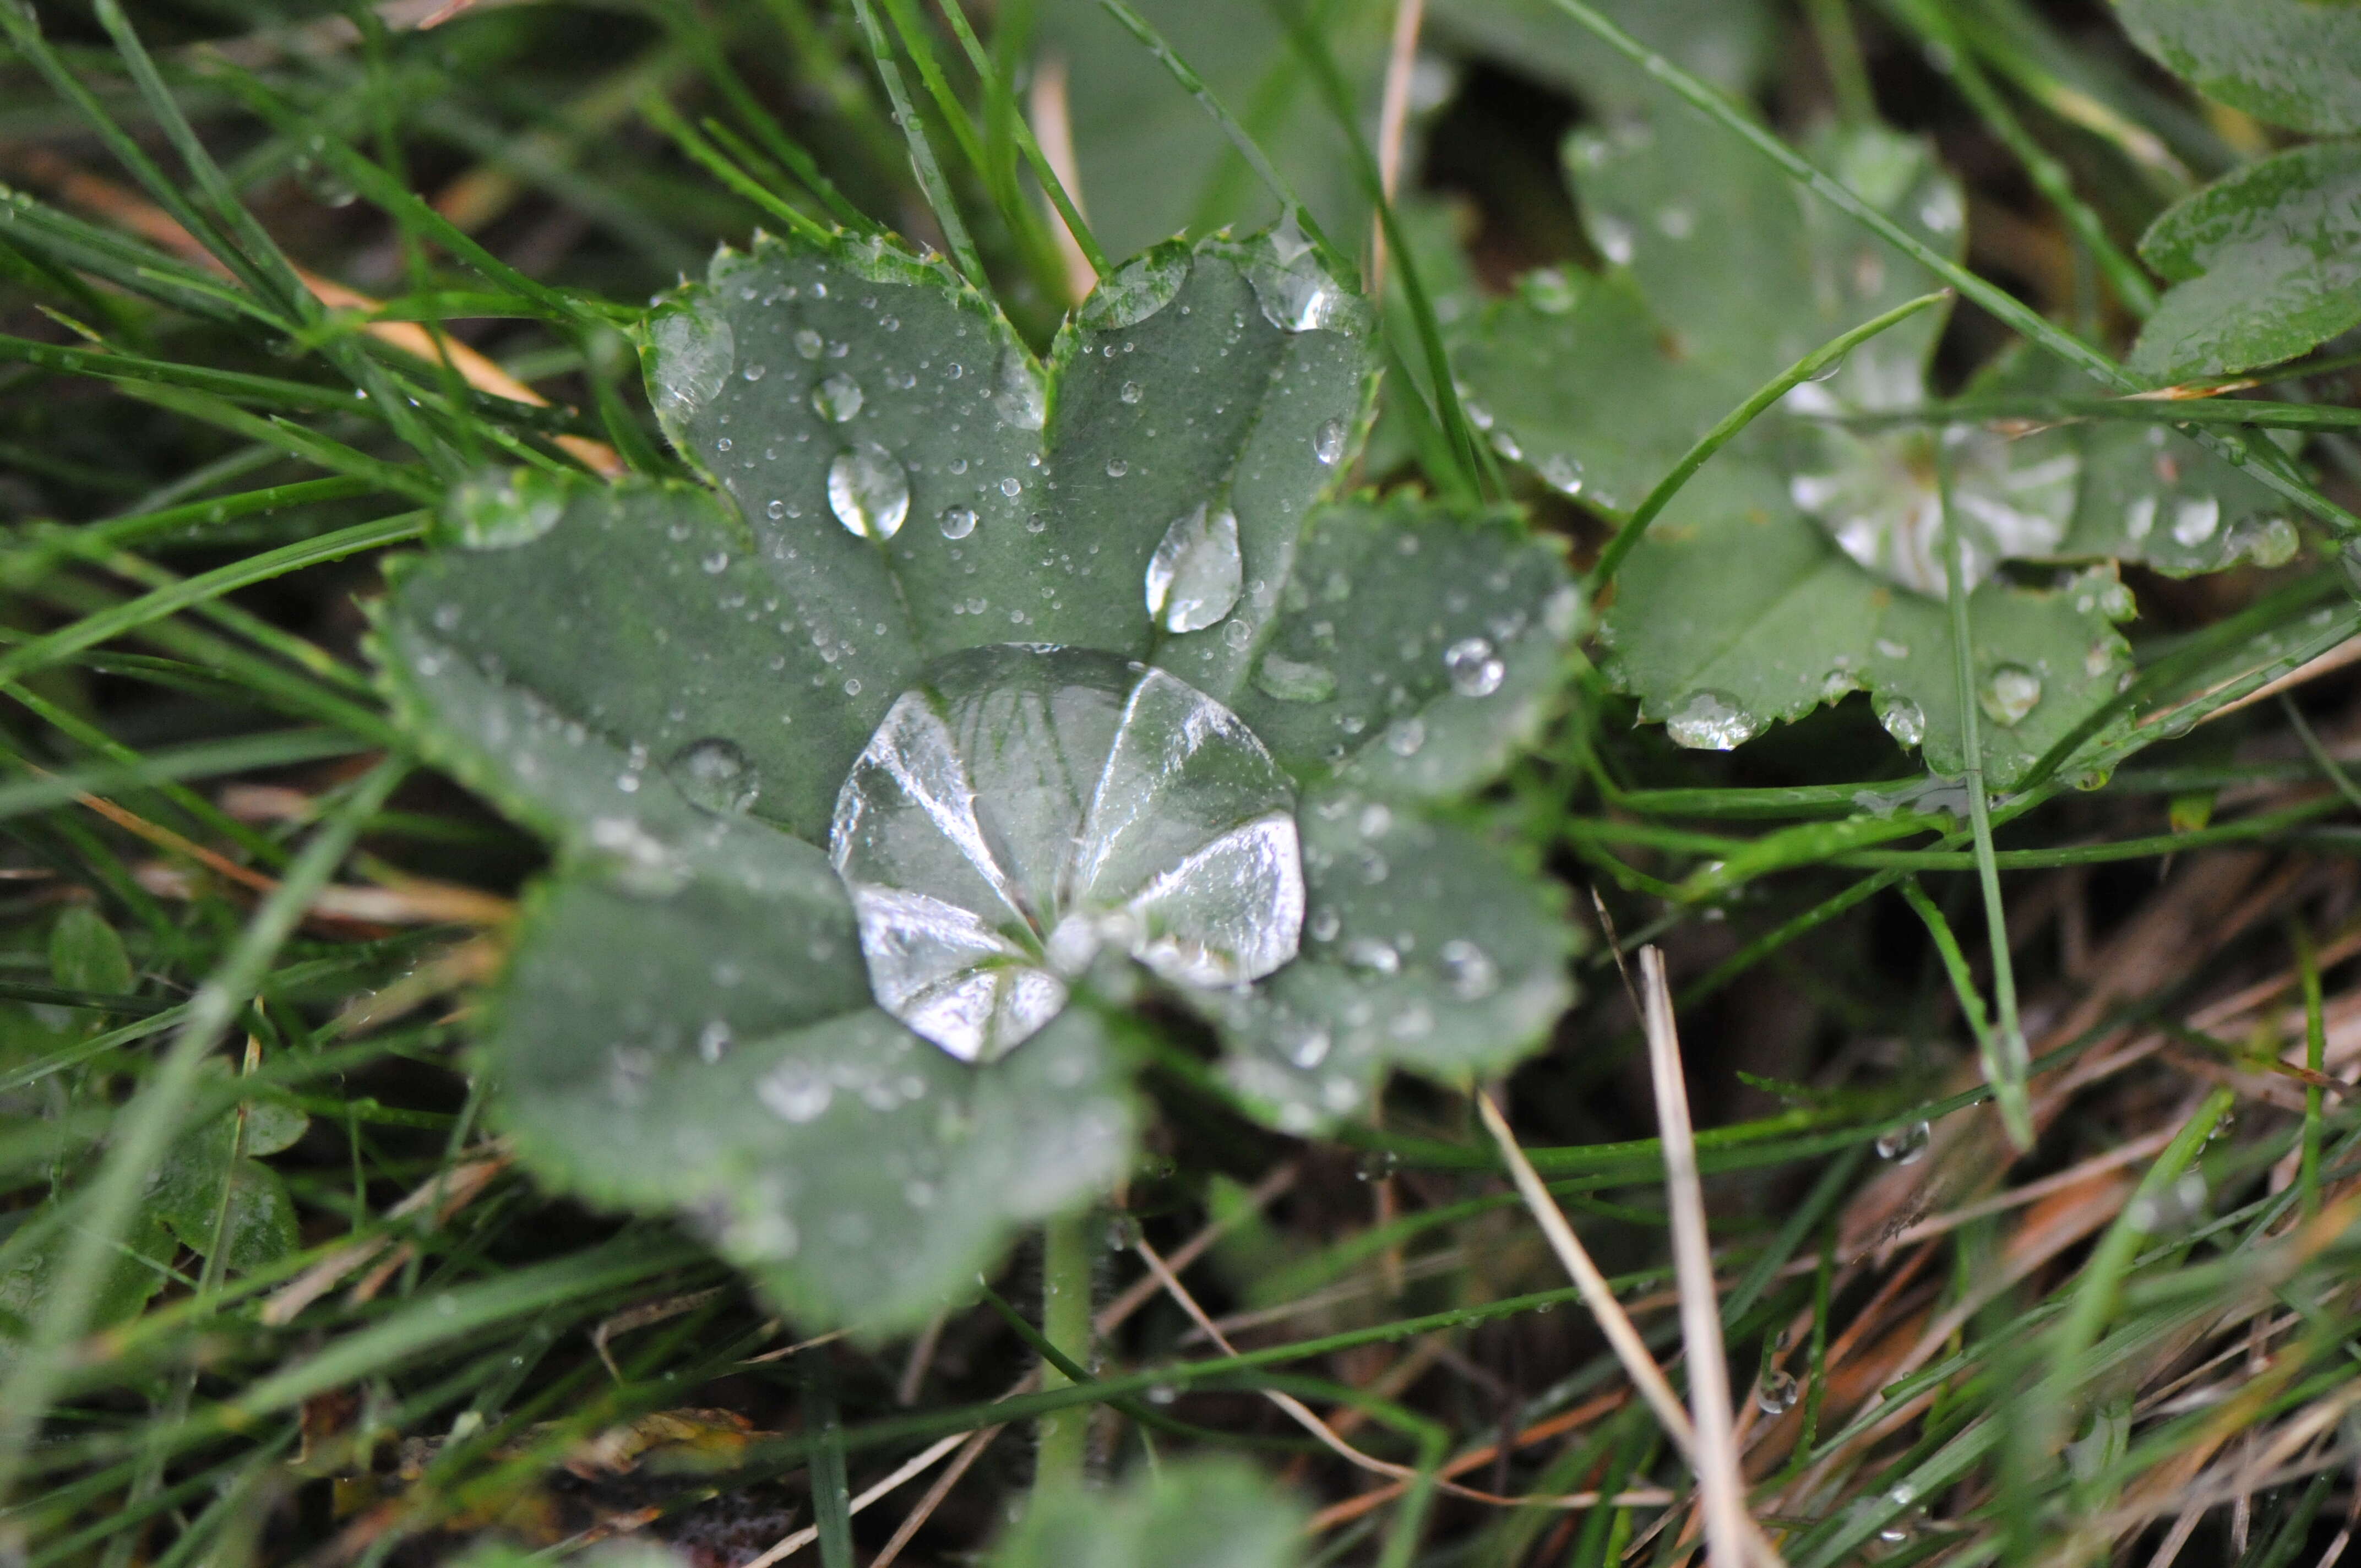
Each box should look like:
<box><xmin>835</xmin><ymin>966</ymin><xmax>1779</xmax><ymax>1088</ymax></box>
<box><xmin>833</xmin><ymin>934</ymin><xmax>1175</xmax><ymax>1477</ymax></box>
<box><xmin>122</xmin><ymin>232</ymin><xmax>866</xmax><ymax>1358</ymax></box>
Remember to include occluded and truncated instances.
<box><xmin>1539</xmin><ymin>454</ymin><xmax>1585</xmax><ymax>497</ymax></box>
<box><xmin>1254</xmin><ymin>654</ymin><xmax>1336</xmax><ymax>703</ymax></box>
<box><xmin>1437</xmin><ymin>938</ymin><xmax>1498</xmax><ymax>999</ymax></box>
<box><xmin>1444</xmin><ymin>637</ymin><xmax>1506</xmax><ymax>698</ymax></box>
<box><xmin>758</xmin><ymin>1063</ymin><xmax>832</xmax><ymax>1123</ymax></box>
<box><xmin>1107</xmin><ymin>459</ymin><xmax>1129</xmax><ymax>478</ymax></box>
<box><xmin>1874</xmin><ymin>1119</ymin><xmax>1930</xmax><ymax>1164</ymax></box>
<box><xmin>649</xmin><ymin>308</ymin><xmax>733</xmax><ymax>420</ymax></box>
<box><xmin>1078</xmin><ymin>251</ymin><xmax>1190</xmax><ymax>329</ymax></box>
<box><xmin>793</xmin><ymin>328</ymin><xmax>824</xmax><ymax>360</ymax></box>
<box><xmin>2171</xmin><ymin>496</ymin><xmax>2219</xmax><ymax>546</ymax></box>
<box><xmin>447</xmin><ymin>469</ymin><xmax>564</xmax><ymax>549</ymax></box>
<box><xmin>1120</xmin><ymin>380</ymin><xmax>1144</xmax><ymax>404</ymax></box>
<box><xmin>1978</xmin><ymin>664</ymin><xmax>2042</xmax><ymax>727</ymax></box>
<box><xmin>939</xmin><ymin>505</ymin><xmax>978</xmax><ymax>540</ymax></box>
<box><xmin>1146</xmin><ymin>504</ymin><xmax>1244</xmax><ymax>633</ymax></box>
<box><xmin>827</xmin><ymin>443</ymin><xmax>910</xmax><ymax>539</ymax></box>
<box><xmin>1313</xmin><ymin>419</ymin><xmax>1347</xmax><ymax>466</ymax></box>
<box><xmin>812</xmin><ymin>373</ymin><xmax>864</xmax><ymax>423</ymax></box>
<box><xmin>1666</xmin><ymin>689</ymin><xmax>1759</xmax><ymax>750</ymax></box>
<box><xmin>1756</xmin><ymin>1369</ymin><xmax>1799</xmax><ymax>1414</ymax></box>
<box><xmin>1247</xmin><ymin>218</ymin><xmax>1361</xmax><ymax>333</ymax></box>
<box><xmin>1876</xmin><ymin>695</ymin><xmax>1927</xmax><ymax>748</ymax></box>
<box><xmin>993</xmin><ymin>350</ymin><xmax>1047</xmax><ymax>430</ymax></box>
<box><xmin>670</xmin><ymin>737</ymin><xmax>760</xmax><ymax>815</ymax></box>
<box><xmin>1343</xmin><ymin>937</ymin><xmax>1400</xmax><ymax>974</ymax></box>
<box><xmin>1384</xmin><ymin>716</ymin><xmax>1426</xmax><ymax>757</ymax></box>
<box><xmin>829</xmin><ymin>646</ymin><xmax>1303</xmax><ymax>1062</ymax></box>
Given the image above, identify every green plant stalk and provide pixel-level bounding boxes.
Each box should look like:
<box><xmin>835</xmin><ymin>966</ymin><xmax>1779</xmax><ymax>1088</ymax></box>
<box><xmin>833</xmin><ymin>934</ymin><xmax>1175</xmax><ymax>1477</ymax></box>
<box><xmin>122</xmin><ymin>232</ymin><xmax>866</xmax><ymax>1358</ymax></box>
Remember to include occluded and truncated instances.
<box><xmin>1035</xmin><ymin>1210</ymin><xmax>1096</xmax><ymax>1496</ymax></box>
<box><xmin>1803</xmin><ymin>0</ymin><xmax>1876</xmax><ymax>126</ymax></box>
<box><xmin>802</xmin><ymin>1352</ymin><xmax>855</xmax><ymax>1568</ymax></box>
<box><xmin>640</xmin><ymin>94</ymin><xmax>835</xmax><ymax>248</ymax></box>
<box><xmin>2281</xmin><ymin>693</ymin><xmax>2361</xmax><ymax>814</ymax></box>
<box><xmin>0</xmin><ymin>756</ymin><xmax>407</xmax><ymax>1501</ymax></box>
<box><xmin>1587</xmin><ymin>290</ymin><xmax>1951</xmax><ymax>592</ymax></box>
<box><xmin>1533</xmin><ymin>0</ymin><xmax>2361</xmax><ymax>538</ymax></box>
<box><xmin>1841</xmin><ymin>394</ymin><xmax>2361</xmax><ymax>431</ymax></box>
<box><xmin>844</xmin><ymin>0</ymin><xmax>987</xmax><ymax>287</ymax></box>
<box><xmin>2295</xmin><ymin>917</ymin><xmax>2326</xmax><ymax>1218</ymax></box>
<box><xmin>1884</xmin><ymin>0</ymin><xmax>2157</xmax><ymax>316</ymax></box>
<box><xmin>931</xmin><ymin>0</ymin><xmax>1113</xmax><ymax>277</ymax></box>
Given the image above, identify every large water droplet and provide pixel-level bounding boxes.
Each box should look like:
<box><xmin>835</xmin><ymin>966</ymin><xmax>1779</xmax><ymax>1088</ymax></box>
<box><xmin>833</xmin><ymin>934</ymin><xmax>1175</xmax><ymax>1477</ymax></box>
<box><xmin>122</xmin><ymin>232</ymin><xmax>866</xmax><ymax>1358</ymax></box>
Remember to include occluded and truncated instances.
<box><xmin>1444</xmin><ymin>637</ymin><xmax>1506</xmax><ymax>698</ymax></box>
<box><xmin>812</xmin><ymin>372</ymin><xmax>864</xmax><ymax>422</ymax></box>
<box><xmin>670</xmin><ymin>737</ymin><xmax>760</xmax><ymax>814</ymax></box>
<box><xmin>830</xmin><ymin>646</ymin><xmax>1303</xmax><ymax>1062</ymax></box>
<box><xmin>1254</xmin><ymin>654</ymin><xmax>1335</xmax><ymax>703</ymax></box>
<box><xmin>1539</xmin><ymin>454</ymin><xmax>1586</xmax><ymax>497</ymax></box>
<box><xmin>649</xmin><ymin>306</ymin><xmax>734</xmax><ymax>421</ymax></box>
<box><xmin>1078</xmin><ymin>251</ymin><xmax>1190</xmax><ymax>330</ymax></box>
<box><xmin>447</xmin><ymin>468</ymin><xmax>565</xmax><ymax>549</ymax></box>
<box><xmin>1874</xmin><ymin>1120</ymin><xmax>1930</xmax><ymax>1164</ymax></box>
<box><xmin>1246</xmin><ymin>220</ymin><xmax>1366</xmax><ymax>334</ymax></box>
<box><xmin>939</xmin><ymin>505</ymin><xmax>978</xmax><ymax>540</ymax></box>
<box><xmin>1313</xmin><ymin>419</ymin><xmax>1347</xmax><ymax>466</ymax></box>
<box><xmin>1666</xmin><ymin>689</ymin><xmax>1759</xmax><ymax>750</ymax></box>
<box><xmin>1146</xmin><ymin>504</ymin><xmax>1244</xmax><ymax>633</ymax></box>
<box><xmin>1755</xmin><ymin>1369</ymin><xmax>1799</xmax><ymax>1414</ymax></box>
<box><xmin>993</xmin><ymin>349</ymin><xmax>1047</xmax><ymax>430</ymax></box>
<box><xmin>1978</xmin><ymin>664</ymin><xmax>2042</xmax><ymax>727</ymax></box>
<box><xmin>1876</xmin><ymin>695</ymin><xmax>1927</xmax><ymax>748</ymax></box>
<box><xmin>828</xmin><ymin>443</ymin><xmax>910</xmax><ymax>539</ymax></box>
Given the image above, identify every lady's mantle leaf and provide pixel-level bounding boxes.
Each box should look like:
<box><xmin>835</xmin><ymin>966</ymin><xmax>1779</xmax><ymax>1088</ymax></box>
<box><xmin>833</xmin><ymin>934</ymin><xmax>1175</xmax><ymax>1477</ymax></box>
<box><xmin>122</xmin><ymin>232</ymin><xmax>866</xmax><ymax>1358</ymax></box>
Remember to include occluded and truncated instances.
<box><xmin>0</xmin><ymin>1206</ymin><xmax>173</xmax><ymax>1369</ymax></box>
<box><xmin>2132</xmin><ymin>141</ymin><xmax>2361</xmax><ymax>383</ymax></box>
<box><xmin>991</xmin><ymin>1458</ymin><xmax>1308</xmax><ymax>1568</ymax></box>
<box><xmin>644</xmin><ymin>228</ymin><xmax>1371</xmax><ymax>708</ymax></box>
<box><xmin>1600</xmin><ymin>466</ymin><xmax>2134</xmax><ymax>787</ymax></box>
<box><xmin>485</xmin><ymin>842</ymin><xmax>1133</xmax><ymax>1331</ymax></box>
<box><xmin>2116</xmin><ymin>0</ymin><xmax>2361</xmax><ymax>137</ymax></box>
<box><xmin>1209</xmin><ymin>787</ymin><xmax>1579</xmax><ymax>1131</ymax></box>
<box><xmin>1228</xmin><ymin>497</ymin><xmax>1580</xmax><ymax>802</ymax></box>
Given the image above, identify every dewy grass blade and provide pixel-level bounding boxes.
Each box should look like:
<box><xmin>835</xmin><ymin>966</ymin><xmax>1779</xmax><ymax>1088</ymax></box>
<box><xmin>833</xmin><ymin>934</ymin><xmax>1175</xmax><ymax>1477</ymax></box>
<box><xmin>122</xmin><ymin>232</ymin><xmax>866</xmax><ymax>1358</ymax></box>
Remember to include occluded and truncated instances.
<box><xmin>932</xmin><ymin>0</ymin><xmax>1112</xmax><ymax>280</ymax></box>
<box><xmin>1587</xmin><ymin>290</ymin><xmax>1951</xmax><ymax>593</ymax></box>
<box><xmin>640</xmin><ymin>94</ymin><xmax>836</xmax><ymax>248</ymax></box>
<box><xmin>0</xmin><ymin>757</ymin><xmax>407</xmax><ymax>1501</ymax></box>
<box><xmin>1533</xmin><ymin>0</ymin><xmax>2361</xmax><ymax>538</ymax></box>
<box><xmin>844</xmin><ymin>0</ymin><xmax>987</xmax><ymax>287</ymax></box>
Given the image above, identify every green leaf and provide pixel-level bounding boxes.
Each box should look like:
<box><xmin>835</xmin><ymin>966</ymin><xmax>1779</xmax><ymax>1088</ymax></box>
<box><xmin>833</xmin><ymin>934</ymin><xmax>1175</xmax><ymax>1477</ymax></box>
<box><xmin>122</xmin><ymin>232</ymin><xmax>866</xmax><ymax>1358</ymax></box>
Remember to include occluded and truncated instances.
<box><xmin>0</xmin><ymin>1205</ymin><xmax>173</xmax><ymax>1368</ymax></box>
<box><xmin>641</xmin><ymin>228</ymin><xmax>1371</xmax><ymax>711</ymax></box>
<box><xmin>990</xmin><ymin>1458</ymin><xmax>1309</xmax><ymax>1568</ymax></box>
<box><xmin>1599</xmin><ymin>465</ymin><xmax>2135</xmax><ymax>786</ymax></box>
<box><xmin>1455</xmin><ymin>113</ymin><xmax>1961</xmax><ymax>509</ymax></box>
<box><xmin>1029</xmin><ymin>0</ymin><xmax>1391</xmax><ymax>260</ymax></box>
<box><xmin>1429</xmin><ymin>0</ymin><xmax>1772</xmax><ymax>111</ymax></box>
<box><xmin>2061</xmin><ymin>417</ymin><xmax>2300</xmax><ymax>574</ymax></box>
<box><xmin>48</xmin><ymin>905</ymin><xmax>132</xmax><ymax>998</ymax></box>
<box><xmin>2132</xmin><ymin>141</ymin><xmax>2361</xmax><ymax>382</ymax></box>
<box><xmin>1228</xmin><ymin>497</ymin><xmax>1580</xmax><ymax>801</ymax></box>
<box><xmin>145</xmin><ymin>1085</ymin><xmax>301</xmax><ymax>1273</ymax></box>
<box><xmin>2115</xmin><ymin>0</ymin><xmax>2361</xmax><ymax>135</ymax></box>
<box><xmin>1209</xmin><ymin>788</ymin><xmax>1580</xmax><ymax>1130</ymax></box>
<box><xmin>486</xmin><ymin>858</ymin><xmax>1135</xmax><ymax>1331</ymax></box>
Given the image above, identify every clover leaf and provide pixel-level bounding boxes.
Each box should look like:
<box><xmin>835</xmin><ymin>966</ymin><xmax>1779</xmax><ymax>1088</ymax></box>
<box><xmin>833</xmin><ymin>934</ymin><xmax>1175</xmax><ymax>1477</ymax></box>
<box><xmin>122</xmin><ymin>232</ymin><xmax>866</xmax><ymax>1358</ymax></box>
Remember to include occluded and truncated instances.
<box><xmin>1451</xmin><ymin>90</ymin><xmax>2282</xmax><ymax>783</ymax></box>
<box><xmin>990</xmin><ymin>1458</ymin><xmax>1308</xmax><ymax>1568</ymax></box>
<box><xmin>376</xmin><ymin>225</ymin><xmax>1581</xmax><ymax>1331</ymax></box>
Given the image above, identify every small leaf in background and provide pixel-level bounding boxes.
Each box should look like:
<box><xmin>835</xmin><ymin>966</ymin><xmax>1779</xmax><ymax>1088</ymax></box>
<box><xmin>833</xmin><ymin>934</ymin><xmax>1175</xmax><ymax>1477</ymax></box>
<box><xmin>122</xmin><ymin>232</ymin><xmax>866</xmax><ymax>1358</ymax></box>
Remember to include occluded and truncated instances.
<box><xmin>144</xmin><ymin>1066</ymin><xmax>303</xmax><ymax>1275</ymax></box>
<box><xmin>2115</xmin><ymin>0</ymin><xmax>2361</xmax><ymax>136</ymax></box>
<box><xmin>1427</xmin><ymin>0</ymin><xmax>1773</xmax><ymax>115</ymax></box>
<box><xmin>2132</xmin><ymin>141</ymin><xmax>2361</xmax><ymax>382</ymax></box>
<box><xmin>48</xmin><ymin>903</ymin><xmax>132</xmax><ymax>997</ymax></box>
<box><xmin>990</xmin><ymin>1458</ymin><xmax>1308</xmax><ymax>1568</ymax></box>
<box><xmin>0</xmin><ymin>1206</ymin><xmax>174</xmax><ymax>1369</ymax></box>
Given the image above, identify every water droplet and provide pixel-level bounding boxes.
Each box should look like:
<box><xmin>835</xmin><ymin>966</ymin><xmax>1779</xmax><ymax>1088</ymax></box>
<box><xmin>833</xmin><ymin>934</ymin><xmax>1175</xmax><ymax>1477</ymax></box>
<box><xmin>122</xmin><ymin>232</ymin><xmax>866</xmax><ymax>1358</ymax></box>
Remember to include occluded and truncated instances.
<box><xmin>1106</xmin><ymin>458</ymin><xmax>1129</xmax><ymax>478</ymax></box>
<box><xmin>1246</xmin><ymin>218</ymin><xmax>1364</xmax><ymax>333</ymax></box>
<box><xmin>812</xmin><ymin>373</ymin><xmax>864</xmax><ymax>422</ymax></box>
<box><xmin>742</xmin><ymin>362</ymin><xmax>767</xmax><ymax>382</ymax></box>
<box><xmin>649</xmin><ymin>307</ymin><xmax>734</xmax><ymax>421</ymax></box>
<box><xmin>1444</xmin><ymin>636</ymin><xmax>1505</xmax><ymax>698</ymax></box>
<box><xmin>1437</xmin><ymin>939</ymin><xmax>1498</xmax><ymax>999</ymax></box>
<box><xmin>758</xmin><ymin>1063</ymin><xmax>832</xmax><ymax>1122</ymax></box>
<box><xmin>1343</xmin><ymin>937</ymin><xmax>1400</xmax><ymax>974</ymax></box>
<box><xmin>993</xmin><ymin>350</ymin><xmax>1047</xmax><ymax>430</ymax></box>
<box><xmin>1255</xmin><ymin>654</ymin><xmax>1335</xmax><ymax>703</ymax></box>
<box><xmin>2171</xmin><ymin>496</ymin><xmax>2219</xmax><ymax>546</ymax></box>
<box><xmin>939</xmin><ymin>505</ymin><xmax>978</xmax><ymax>540</ymax></box>
<box><xmin>1384</xmin><ymin>716</ymin><xmax>1426</xmax><ymax>757</ymax></box>
<box><xmin>828</xmin><ymin>443</ymin><xmax>910</xmax><ymax>539</ymax></box>
<box><xmin>1874</xmin><ymin>1120</ymin><xmax>1930</xmax><ymax>1164</ymax></box>
<box><xmin>999</xmin><ymin>476</ymin><xmax>1022</xmax><ymax>498</ymax></box>
<box><xmin>831</xmin><ymin>646</ymin><xmax>1303</xmax><ymax>1061</ymax></box>
<box><xmin>697</xmin><ymin>1019</ymin><xmax>733</xmax><ymax>1063</ymax></box>
<box><xmin>793</xmin><ymin>328</ymin><xmax>824</xmax><ymax>360</ymax></box>
<box><xmin>670</xmin><ymin>737</ymin><xmax>760</xmax><ymax>815</ymax></box>
<box><xmin>1145</xmin><ymin>504</ymin><xmax>1244</xmax><ymax>633</ymax></box>
<box><xmin>1876</xmin><ymin>695</ymin><xmax>1927</xmax><ymax>748</ymax></box>
<box><xmin>1354</xmin><ymin>1149</ymin><xmax>1401</xmax><ymax>1181</ymax></box>
<box><xmin>1120</xmin><ymin>380</ymin><xmax>1144</xmax><ymax>404</ymax></box>
<box><xmin>2128</xmin><ymin>1170</ymin><xmax>2208</xmax><ymax>1233</ymax></box>
<box><xmin>447</xmin><ymin>468</ymin><xmax>565</xmax><ymax>549</ymax></box>
<box><xmin>1978</xmin><ymin>664</ymin><xmax>2042</xmax><ymax>727</ymax></box>
<box><xmin>1755</xmin><ymin>1369</ymin><xmax>1799</xmax><ymax>1414</ymax></box>
<box><xmin>1078</xmin><ymin>251</ymin><xmax>1190</xmax><ymax>329</ymax></box>
<box><xmin>1314</xmin><ymin>419</ymin><xmax>1347</xmax><ymax>466</ymax></box>
<box><xmin>1539</xmin><ymin>454</ymin><xmax>1585</xmax><ymax>497</ymax></box>
<box><xmin>1666</xmin><ymin>689</ymin><xmax>1759</xmax><ymax>750</ymax></box>
<box><xmin>1146</xmin><ymin>1382</ymin><xmax>1179</xmax><ymax>1406</ymax></box>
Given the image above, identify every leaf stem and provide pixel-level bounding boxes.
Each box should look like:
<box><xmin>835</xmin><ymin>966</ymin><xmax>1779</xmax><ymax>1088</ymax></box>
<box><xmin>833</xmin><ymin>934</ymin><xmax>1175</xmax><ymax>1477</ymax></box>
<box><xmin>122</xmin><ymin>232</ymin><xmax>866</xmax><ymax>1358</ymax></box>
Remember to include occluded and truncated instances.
<box><xmin>1033</xmin><ymin>1210</ymin><xmax>1095</xmax><ymax>1496</ymax></box>
<box><xmin>1938</xmin><ymin>443</ymin><xmax>2032</xmax><ymax>1149</ymax></box>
